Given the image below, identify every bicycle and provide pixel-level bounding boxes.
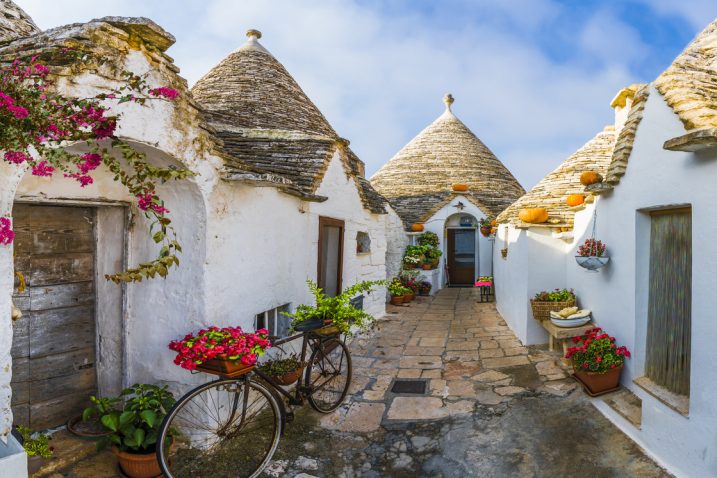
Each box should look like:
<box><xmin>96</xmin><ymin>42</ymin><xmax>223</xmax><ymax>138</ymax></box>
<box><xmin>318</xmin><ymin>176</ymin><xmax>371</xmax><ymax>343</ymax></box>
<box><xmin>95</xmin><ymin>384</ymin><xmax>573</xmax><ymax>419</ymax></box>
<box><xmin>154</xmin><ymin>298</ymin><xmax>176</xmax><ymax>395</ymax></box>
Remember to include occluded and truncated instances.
<box><xmin>156</xmin><ymin>318</ymin><xmax>353</xmax><ymax>478</ymax></box>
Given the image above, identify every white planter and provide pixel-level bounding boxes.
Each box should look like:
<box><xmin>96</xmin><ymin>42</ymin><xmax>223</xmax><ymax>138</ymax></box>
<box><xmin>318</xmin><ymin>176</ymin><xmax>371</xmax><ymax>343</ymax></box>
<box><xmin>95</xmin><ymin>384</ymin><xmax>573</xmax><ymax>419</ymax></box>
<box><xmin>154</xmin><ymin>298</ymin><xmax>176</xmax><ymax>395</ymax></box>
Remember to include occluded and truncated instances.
<box><xmin>0</xmin><ymin>434</ymin><xmax>28</xmax><ymax>478</ymax></box>
<box><xmin>575</xmin><ymin>255</ymin><xmax>609</xmax><ymax>272</ymax></box>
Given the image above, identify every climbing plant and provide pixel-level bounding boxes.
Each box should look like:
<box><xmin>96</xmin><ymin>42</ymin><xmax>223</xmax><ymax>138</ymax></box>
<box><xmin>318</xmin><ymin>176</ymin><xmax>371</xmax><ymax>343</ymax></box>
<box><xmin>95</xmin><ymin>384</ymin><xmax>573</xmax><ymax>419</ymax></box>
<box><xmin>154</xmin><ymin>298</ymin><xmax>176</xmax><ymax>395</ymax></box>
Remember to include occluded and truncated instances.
<box><xmin>0</xmin><ymin>50</ymin><xmax>193</xmax><ymax>283</ymax></box>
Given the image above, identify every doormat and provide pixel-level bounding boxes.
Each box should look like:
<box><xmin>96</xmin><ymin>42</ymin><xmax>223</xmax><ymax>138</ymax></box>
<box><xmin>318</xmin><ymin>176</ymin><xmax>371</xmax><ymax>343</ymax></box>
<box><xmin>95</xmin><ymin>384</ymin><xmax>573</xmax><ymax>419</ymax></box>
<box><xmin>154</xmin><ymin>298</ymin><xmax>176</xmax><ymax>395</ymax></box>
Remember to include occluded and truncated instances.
<box><xmin>391</xmin><ymin>379</ymin><xmax>427</xmax><ymax>394</ymax></box>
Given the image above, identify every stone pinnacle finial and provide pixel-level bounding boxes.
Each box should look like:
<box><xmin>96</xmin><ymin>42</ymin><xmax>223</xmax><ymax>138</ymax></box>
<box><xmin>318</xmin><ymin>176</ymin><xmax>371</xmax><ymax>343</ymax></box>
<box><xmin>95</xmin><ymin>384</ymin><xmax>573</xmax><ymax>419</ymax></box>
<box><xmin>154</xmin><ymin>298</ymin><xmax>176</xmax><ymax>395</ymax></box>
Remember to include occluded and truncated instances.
<box><xmin>443</xmin><ymin>93</ymin><xmax>454</xmax><ymax>112</ymax></box>
<box><xmin>246</xmin><ymin>29</ymin><xmax>262</xmax><ymax>40</ymax></box>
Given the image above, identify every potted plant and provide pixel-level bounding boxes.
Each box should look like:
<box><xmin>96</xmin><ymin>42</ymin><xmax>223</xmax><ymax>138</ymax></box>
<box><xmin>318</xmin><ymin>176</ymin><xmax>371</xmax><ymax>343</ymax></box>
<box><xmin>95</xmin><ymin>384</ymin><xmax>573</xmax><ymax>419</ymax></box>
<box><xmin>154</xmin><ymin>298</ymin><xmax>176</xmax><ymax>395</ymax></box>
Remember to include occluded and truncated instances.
<box><xmin>576</xmin><ymin>238</ymin><xmax>609</xmax><ymax>271</ymax></box>
<box><xmin>258</xmin><ymin>355</ymin><xmax>307</xmax><ymax>386</ymax></box>
<box><xmin>479</xmin><ymin>217</ymin><xmax>493</xmax><ymax>237</ymax></box>
<box><xmin>169</xmin><ymin>326</ymin><xmax>271</xmax><ymax>374</ymax></box>
<box><xmin>417</xmin><ymin>231</ymin><xmax>439</xmax><ymax>248</ymax></box>
<box><xmin>388</xmin><ymin>278</ymin><xmax>406</xmax><ymax>305</ymax></box>
<box><xmin>15</xmin><ymin>425</ymin><xmax>53</xmax><ymax>475</ymax></box>
<box><xmin>424</xmin><ymin>247</ymin><xmax>442</xmax><ymax>269</ymax></box>
<box><xmin>530</xmin><ymin>288</ymin><xmax>576</xmax><ymax>321</ymax></box>
<box><xmin>566</xmin><ymin>327</ymin><xmax>631</xmax><ymax>395</ymax></box>
<box><xmin>70</xmin><ymin>396</ymin><xmax>120</xmax><ymax>438</ymax></box>
<box><xmin>403</xmin><ymin>245</ymin><xmax>427</xmax><ymax>269</ymax></box>
<box><xmin>285</xmin><ymin>279</ymin><xmax>384</xmax><ymax>335</ymax></box>
<box><xmin>418</xmin><ymin>280</ymin><xmax>432</xmax><ymax>296</ymax></box>
<box><xmin>85</xmin><ymin>384</ymin><xmax>175</xmax><ymax>478</ymax></box>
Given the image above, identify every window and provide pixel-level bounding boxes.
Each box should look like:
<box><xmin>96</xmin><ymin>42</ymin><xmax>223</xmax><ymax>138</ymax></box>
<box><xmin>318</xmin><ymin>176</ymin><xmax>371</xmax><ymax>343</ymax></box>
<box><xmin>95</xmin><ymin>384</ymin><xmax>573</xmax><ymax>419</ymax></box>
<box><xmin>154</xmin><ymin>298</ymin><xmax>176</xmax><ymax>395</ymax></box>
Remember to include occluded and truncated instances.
<box><xmin>645</xmin><ymin>208</ymin><xmax>691</xmax><ymax>397</ymax></box>
<box><xmin>356</xmin><ymin>231</ymin><xmax>371</xmax><ymax>253</ymax></box>
<box><xmin>255</xmin><ymin>304</ymin><xmax>291</xmax><ymax>338</ymax></box>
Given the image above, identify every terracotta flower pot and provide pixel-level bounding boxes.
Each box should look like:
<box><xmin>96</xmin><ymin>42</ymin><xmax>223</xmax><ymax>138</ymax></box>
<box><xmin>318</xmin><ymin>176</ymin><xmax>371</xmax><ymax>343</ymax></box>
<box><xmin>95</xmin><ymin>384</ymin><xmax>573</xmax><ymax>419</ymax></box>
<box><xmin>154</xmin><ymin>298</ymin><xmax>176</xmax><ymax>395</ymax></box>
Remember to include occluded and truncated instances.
<box><xmin>405</xmin><ymin>291</ymin><xmax>415</xmax><ymax>302</ymax></box>
<box><xmin>113</xmin><ymin>447</ymin><xmax>162</xmax><ymax>478</ymax></box>
<box><xmin>271</xmin><ymin>367</ymin><xmax>305</xmax><ymax>386</ymax></box>
<box><xmin>422</xmin><ymin>263</ymin><xmax>433</xmax><ymax>270</ymax></box>
<box><xmin>573</xmin><ymin>364</ymin><xmax>623</xmax><ymax>395</ymax></box>
<box><xmin>390</xmin><ymin>295</ymin><xmax>404</xmax><ymax>305</ymax></box>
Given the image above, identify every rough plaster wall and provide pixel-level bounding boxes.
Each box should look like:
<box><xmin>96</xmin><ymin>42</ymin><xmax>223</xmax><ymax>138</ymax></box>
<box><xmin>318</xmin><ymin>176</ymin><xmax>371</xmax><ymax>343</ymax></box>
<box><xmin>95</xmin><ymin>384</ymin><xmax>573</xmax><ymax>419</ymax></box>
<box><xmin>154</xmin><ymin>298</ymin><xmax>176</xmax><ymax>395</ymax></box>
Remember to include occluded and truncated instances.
<box><xmin>566</xmin><ymin>87</ymin><xmax>717</xmax><ymax>478</ymax></box>
<box><xmin>493</xmin><ymin>225</ymin><xmax>530</xmax><ymax>343</ymax></box>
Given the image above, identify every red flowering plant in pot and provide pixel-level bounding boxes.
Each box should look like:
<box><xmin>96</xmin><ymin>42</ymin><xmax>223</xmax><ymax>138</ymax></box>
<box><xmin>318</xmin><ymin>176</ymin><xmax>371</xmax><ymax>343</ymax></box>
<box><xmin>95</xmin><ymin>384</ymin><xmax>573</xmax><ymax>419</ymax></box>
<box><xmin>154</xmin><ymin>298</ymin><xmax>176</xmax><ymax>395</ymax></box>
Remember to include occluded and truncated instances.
<box><xmin>566</xmin><ymin>327</ymin><xmax>631</xmax><ymax>396</ymax></box>
<box><xmin>169</xmin><ymin>326</ymin><xmax>271</xmax><ymax>376</ymax></box>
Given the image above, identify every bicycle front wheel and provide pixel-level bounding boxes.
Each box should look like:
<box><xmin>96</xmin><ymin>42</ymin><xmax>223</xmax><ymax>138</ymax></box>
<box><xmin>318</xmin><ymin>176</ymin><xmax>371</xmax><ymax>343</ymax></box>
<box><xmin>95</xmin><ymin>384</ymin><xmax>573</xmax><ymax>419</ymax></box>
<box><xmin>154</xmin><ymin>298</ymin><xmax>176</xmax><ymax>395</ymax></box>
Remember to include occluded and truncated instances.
<box><xmin>157</xmin><ymin>378</ymin><xmax>281</xmax><ymax>478</ymax></box>
<box><xmin>306</xmin><ymin>337</ymin><xmax>352</xmax><ymax>413</ymax></box>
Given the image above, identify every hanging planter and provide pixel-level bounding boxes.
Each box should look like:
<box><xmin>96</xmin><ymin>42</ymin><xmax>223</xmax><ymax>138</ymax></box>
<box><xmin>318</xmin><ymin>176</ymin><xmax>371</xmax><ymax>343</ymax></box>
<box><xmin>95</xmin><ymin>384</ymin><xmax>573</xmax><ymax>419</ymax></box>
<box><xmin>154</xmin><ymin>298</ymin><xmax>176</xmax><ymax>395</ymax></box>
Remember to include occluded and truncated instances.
<box><xmin>576</xmin><ymin>210</ymin><xmax>609</xmax><ymax>272</ymax></box>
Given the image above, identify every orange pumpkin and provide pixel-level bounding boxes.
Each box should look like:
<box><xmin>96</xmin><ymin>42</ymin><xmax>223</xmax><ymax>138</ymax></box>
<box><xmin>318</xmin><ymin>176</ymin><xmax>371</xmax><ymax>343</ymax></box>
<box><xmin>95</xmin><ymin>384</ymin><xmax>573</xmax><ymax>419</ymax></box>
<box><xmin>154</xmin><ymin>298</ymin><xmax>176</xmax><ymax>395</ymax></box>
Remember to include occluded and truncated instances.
<box><xmin>490</xmin><ymin>219</ymin><xmax>497</xmax><ymax>227</ymax></box>
<box><xmin>452</xmin><ymin>183</ymin><xmax>469</xmax><ymax>192</ymax></box>
<box><xmin>518</xmin><ymin>208</ymin><xmax>549</xmax><ymax>224</ymax></box>
<box><xmin>566</xmin><ymin>194</ymin><xmax>585</xmax><ymax>207</ymax></box>
<box><xmin>410</xmin><ymin>223</ymin><xmax>424</xmax><ymax>232</ymax></box>
<box><xmin>580</xmin><ymin>171</ymin><xmax>603</xmax><ymax>186</ymax></box>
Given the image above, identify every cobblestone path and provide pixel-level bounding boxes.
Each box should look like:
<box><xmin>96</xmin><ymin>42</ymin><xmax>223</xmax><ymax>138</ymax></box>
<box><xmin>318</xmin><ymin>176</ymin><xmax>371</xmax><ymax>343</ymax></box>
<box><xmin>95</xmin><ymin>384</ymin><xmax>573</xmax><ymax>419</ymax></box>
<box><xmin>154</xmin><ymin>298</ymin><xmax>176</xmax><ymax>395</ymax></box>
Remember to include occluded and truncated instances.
<box><xmin>52</xmin><ymin>288</ymin><xmax>670</xmax><ymax>478</ymax></box>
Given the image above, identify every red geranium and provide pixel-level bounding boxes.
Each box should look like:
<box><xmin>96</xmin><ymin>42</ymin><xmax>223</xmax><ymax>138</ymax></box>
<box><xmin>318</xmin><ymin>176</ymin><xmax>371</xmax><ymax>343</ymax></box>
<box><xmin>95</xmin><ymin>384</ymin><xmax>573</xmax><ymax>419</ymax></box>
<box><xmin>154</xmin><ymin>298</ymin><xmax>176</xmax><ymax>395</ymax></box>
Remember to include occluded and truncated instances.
<box><xmin>565</xmin><ymin>327</ymin><xmax>630</xmax><ymax>373</ymax></box>
<box><xmin>169</xmin><ymin>326</ymin><xmax>271</xmax><ymax>371</ymax></box>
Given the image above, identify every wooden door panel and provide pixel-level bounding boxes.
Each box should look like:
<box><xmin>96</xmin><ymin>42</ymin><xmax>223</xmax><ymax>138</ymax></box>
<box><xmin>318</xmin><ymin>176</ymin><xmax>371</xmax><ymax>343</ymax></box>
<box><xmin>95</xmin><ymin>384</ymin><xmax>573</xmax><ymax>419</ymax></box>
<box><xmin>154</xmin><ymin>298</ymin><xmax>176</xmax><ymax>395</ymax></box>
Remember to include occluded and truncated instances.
<box><xmin>28</xmin><ymin>253</ymin><xmax>94</xmax><ymax>286</ymax></box>
<box><xmin>11</xmin><ymin>204</ymin><xmax>98</xmax><ymax>430</ymax></box>
<box><xmin>29</xmin><ymin>306</ymin><xmax>95</xmax><ymax>358</ymax></box>
<box><xmin>30</xmin><ymin>347</ymin><xmax>96</xmax><ymax>382</ymax></box>
<box><xmin>30</xmin><ymin>281</ymin><xmax>94</xmax><ymax>310</ymax></box>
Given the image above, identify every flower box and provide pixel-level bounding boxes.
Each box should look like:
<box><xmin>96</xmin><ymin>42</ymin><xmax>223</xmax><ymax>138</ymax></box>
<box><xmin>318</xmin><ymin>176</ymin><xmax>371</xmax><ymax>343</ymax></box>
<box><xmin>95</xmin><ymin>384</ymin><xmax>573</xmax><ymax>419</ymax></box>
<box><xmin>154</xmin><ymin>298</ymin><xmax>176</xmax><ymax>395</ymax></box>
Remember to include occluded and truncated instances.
<box><xmin>196</xmin><ymin>354</ymin><xmax>255</xmax><ymax>377</ymax></box>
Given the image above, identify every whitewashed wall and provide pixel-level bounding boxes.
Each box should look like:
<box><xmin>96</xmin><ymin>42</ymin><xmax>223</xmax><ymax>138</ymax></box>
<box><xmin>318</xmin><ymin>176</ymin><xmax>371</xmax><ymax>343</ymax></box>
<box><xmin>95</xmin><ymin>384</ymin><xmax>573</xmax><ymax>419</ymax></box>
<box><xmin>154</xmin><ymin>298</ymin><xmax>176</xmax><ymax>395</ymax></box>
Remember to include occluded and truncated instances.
<box><xmin>493</xmin><ymin>225</ymin><xmax>567</xmax><ymax>345</ymax></box>
<box><xmin>566</xmin><ymin>87</ymin><xmax>717</xmax><ymax>478</ymax></box>
<box><xmin>384</xmin><ymin>205</ymin><xmax>408</xmax><ymax>281</ymax></box>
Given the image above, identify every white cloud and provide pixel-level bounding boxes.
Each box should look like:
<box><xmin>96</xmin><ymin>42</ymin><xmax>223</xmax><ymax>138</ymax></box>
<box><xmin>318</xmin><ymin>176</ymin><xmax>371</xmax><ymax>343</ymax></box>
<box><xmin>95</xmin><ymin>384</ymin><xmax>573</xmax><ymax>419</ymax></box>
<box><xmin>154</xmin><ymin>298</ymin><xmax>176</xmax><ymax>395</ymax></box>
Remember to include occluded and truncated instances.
<box><xmin>12</xmin><ymin>0</ymin><xmax>704</xmax><ymax>189</ymax></box>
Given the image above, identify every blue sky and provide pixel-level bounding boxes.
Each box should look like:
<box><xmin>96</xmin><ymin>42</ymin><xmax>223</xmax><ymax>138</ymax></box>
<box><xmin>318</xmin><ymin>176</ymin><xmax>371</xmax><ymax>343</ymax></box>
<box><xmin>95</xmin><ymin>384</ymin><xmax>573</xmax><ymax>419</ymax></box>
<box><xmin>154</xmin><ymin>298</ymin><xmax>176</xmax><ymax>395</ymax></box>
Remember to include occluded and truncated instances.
<box><xmin>17</xmin><ymin>0</ymin><xmax>717</xmax><ymax>189</ymax></box>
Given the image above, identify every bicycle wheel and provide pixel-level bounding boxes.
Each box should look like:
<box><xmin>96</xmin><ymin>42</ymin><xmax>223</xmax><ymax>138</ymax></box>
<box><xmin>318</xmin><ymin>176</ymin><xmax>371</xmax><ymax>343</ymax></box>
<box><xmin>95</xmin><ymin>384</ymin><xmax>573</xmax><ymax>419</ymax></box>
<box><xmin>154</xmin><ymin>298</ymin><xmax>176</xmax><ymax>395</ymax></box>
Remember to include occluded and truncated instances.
<box><xmin>157</xmin><ymin>378</ymin><xmax>281</xmax><ymax>478</ymax></box>
<box><xmin>306</xmin><ymin>337</ymin><xmax>352</xmax><ymax>413</ymax></box>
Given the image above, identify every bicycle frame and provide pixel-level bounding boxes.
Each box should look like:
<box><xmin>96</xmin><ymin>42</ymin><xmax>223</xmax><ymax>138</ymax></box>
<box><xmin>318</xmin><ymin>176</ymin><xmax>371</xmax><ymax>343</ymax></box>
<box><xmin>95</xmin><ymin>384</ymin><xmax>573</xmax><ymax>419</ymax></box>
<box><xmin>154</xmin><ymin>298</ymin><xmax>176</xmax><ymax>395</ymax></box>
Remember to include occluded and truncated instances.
<box><xmin>254</xmin><ymin>330</ymin><xmax>336</xmax><ymax>406</ymax></box>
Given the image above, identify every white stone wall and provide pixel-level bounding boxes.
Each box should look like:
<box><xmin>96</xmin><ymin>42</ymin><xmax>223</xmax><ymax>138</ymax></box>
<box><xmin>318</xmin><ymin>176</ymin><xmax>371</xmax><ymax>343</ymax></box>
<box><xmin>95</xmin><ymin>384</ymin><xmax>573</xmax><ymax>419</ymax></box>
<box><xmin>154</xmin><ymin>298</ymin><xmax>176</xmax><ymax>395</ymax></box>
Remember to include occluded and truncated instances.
<box><xmin>565</xmin><ymin>87</ymin><xmax>717</xmax><ymax>478</ymax></box>
<box><xmin>384</xmin><ymin>205</ymin><xmax>408</xmax><ymax>281</ymax></box>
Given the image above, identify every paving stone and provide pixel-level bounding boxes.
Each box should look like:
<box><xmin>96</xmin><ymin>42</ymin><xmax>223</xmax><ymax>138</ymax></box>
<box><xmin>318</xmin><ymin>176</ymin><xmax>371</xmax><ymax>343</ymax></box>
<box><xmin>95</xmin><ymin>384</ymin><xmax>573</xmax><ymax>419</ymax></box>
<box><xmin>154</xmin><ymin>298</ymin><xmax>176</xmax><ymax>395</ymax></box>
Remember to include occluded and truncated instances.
<box><xmin>447</xmin><ymin>380</ymin><xmax>477</xmax><ymax>397</ymax></box>
<box><xmin>397</xmin><ymin>368</ymin><xmax>422</xmax><ymax>378</ymax></box>
<box><xmin>447</xmin><ymin>341</ymin><xmax>477</xmax><ymax>351</ymax></box>
<box><xmin>472</xmin><ymin>370</ymin><xmax>511</xmax><ymax>383</ymax></box>
<box><xmin>387</xmin><ymin>397</ymin><xmax>449</xmax><ymax>420</ymax></box>
<box><xmin>447</xmin><ymin>400</ymin><xmax>475</xmax><ymax>415</ymax></box>
<box><xmin>421</xmin><ymin>369</ymin><xmax>442</xmax><ymax>379</ymax></box>
<box><xmin>474</xmin><ymin>388</ymin><xmax>507</xmax><ymax>405</ymax></box>
<box><xmin>479</xmin><ymin>348</ymin><xmax>505</xmax><ymax>358</ymax></box>
<box><xmin>295</xmin><ymin>456</ymin><xmax>319</xmax><ymax>470</ymax></box>
<box><xmin>482</xmin><ymin>355</ymin><xmax>531</xmax><ymax>369</ymax></box>
<box><xmin>338</xmin><ymin>402</ymin><xmax>386</xmax><ymax>432</ymax></box>
<box><xmin>399</xmin><ymin>355</ymin><xmax>443</xmax><ymax>369</ymax></box>
<box><xmin>503</xmin><ymin>346</ymin><xmax>529</xmax><ymax>356</ymax></box>
<box><xmin>480</xmin><ymin>340</ymin><xmax>500</xmax><ymax>349</ymax></box>
<box><xmin>419</xmin><ymin>337</ymin><xmax>447</xmax><ymax>347</ymax></box>
<box><xmin>540</xmin><ymin>379</ymin><xmax>578</xmax><ymax>397</ymax></box>
<box><xmin>494</xmin><ymin>386</ymin><xmax>527</xmax><ymax>396</ymax></box>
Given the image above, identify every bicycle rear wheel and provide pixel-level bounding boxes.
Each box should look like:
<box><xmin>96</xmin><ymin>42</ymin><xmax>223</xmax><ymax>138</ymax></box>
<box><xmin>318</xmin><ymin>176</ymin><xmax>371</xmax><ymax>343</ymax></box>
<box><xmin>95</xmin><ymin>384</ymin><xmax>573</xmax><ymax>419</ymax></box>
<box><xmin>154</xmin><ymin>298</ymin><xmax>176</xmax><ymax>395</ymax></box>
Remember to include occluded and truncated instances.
<box><xmin>306</xmin><ymin>337</ymin><xmax>352</xmax><ymax>413</ymax></box>
<box><xmin>157</xmin><ymin>378</ymin><xmax>281</xmax><ymax>478</ymax></box>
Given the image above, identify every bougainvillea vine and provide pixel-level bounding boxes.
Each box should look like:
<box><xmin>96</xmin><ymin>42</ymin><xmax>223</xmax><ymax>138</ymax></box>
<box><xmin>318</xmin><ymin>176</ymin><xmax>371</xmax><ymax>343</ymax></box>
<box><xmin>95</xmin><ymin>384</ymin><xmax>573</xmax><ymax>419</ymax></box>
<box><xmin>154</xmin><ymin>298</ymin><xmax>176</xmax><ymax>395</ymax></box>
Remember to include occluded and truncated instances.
<box><xmin>0</xmin><ymin>50</ymin><xmax>193</xmax><ymax>283</ymax></box>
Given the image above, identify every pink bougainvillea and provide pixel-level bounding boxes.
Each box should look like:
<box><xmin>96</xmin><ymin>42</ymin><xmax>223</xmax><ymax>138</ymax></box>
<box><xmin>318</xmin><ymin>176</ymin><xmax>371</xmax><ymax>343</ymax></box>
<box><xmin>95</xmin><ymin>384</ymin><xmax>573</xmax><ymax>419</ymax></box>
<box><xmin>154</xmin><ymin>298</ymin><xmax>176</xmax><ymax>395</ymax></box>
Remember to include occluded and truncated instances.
<box><xmin>0</xmin><ymin>217</ymin><xmax>14</xmax><ymax>246</ymax></box>
<box><xmin>0</xmin><ymin>52</ymin><xmax>191</xmax><ymax>282</ymax></box>
<box><xmin>169</xmin><ymin>327</ymin><xmax>271</xmax><ymax>371</ymax></box>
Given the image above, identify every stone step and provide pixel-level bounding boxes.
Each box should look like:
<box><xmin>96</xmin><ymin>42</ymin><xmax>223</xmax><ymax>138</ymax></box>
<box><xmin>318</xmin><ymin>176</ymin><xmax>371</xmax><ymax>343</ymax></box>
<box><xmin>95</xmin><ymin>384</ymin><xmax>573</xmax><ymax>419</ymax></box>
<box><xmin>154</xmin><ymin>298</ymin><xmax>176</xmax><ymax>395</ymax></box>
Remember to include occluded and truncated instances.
<box><xmin>602</xmin><ymin>388</ymin><xmax>642</xmax><ymax>429</ymax></box>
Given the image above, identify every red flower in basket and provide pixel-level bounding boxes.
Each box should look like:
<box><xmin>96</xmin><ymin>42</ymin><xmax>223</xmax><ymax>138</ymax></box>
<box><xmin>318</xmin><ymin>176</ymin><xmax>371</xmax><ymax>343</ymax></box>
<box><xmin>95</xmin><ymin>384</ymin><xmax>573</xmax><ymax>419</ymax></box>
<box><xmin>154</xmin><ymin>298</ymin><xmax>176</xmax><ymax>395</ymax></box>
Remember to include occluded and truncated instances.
<box><xmin>169</xmin><ymin>326</ymin><xmax>270</xmax><ymax>371</ymax></box>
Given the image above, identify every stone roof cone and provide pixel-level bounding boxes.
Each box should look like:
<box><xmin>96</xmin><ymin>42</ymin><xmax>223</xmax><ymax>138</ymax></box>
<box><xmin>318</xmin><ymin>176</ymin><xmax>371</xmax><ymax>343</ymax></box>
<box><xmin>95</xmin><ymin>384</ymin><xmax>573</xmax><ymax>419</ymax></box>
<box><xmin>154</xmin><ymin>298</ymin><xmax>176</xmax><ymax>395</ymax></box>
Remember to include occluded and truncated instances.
<box><xmin>370</xmin><ymin>94</ymin><xmax>525</xmax><ymax>225</ymax></box>
<box><xmin>0</xmin><ymin>0</ymin><xmax>40</xmax><ymax>43</ymax></box>
<box><xmin>191</xmin><ymin>29</ymin><xmax>337</xmax><ymax>138</ymax></box>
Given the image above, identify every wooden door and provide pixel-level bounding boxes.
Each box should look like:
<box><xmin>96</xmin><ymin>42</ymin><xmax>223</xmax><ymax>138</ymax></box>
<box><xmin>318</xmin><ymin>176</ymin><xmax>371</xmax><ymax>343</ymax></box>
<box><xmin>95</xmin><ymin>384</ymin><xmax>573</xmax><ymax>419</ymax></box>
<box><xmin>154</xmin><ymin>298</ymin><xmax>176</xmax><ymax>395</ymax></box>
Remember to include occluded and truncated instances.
<box><xmin>318</xmin><ymin>217</ymin><xmax>344</xmax><ymax>297</ymax></box>
<box><xmin>11</xmin><ymin>204</ymin><xmax>98</xmax><ymax>429</ymax></box>
<box><xmin>447</xmin><ymin>229</ymin><xmax>476</xmax><ymax>285</ymax></box>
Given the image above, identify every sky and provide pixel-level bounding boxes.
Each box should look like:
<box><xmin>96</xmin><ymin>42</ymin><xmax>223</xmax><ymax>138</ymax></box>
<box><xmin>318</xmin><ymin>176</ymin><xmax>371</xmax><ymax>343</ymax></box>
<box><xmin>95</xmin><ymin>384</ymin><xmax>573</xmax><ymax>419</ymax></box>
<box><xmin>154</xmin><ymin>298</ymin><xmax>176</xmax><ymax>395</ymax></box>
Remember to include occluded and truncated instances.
<box><xmin>16</xmin><ymin>0</ymin><xmax>717</xmax><ymax>189</ymax></box>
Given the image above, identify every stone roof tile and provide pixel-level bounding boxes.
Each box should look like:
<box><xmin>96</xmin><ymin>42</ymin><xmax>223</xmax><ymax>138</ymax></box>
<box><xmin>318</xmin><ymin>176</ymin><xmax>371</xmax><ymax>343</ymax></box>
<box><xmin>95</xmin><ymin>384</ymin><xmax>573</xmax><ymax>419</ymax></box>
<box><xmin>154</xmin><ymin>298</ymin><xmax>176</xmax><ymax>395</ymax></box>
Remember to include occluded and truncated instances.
<box><xmin>370</xmin><ymin>94</ymin><xmax>524</xmax><ymax>227</ymax></box>
<box><xmin>0</xmin><ymin>0</ymin><xmax>39</xmax><ymax>44</ymax></box>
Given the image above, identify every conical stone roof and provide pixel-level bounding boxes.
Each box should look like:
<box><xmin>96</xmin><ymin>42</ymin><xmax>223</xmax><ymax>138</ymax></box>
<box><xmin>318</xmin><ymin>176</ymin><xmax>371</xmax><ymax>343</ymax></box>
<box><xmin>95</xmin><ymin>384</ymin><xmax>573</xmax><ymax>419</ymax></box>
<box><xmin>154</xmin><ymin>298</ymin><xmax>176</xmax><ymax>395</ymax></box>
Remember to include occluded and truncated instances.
<box><xmin>0</xmin><ymin>0</ymin><xmax>39</xmax><ymax>43</ymax></box>
<box><xmin>192</xmin><ymin>29</ymin><xmax>336</xmax><ymax>137</ymax></box>
<box><xmin>370</xmin><ymin>95</ymin><xmax>525</xmax><ymax>226</ymax></box>
<box><xmin>191</xmin><ymin>30</ymin><xmax>386</xmax><ymax>213</ymax></box>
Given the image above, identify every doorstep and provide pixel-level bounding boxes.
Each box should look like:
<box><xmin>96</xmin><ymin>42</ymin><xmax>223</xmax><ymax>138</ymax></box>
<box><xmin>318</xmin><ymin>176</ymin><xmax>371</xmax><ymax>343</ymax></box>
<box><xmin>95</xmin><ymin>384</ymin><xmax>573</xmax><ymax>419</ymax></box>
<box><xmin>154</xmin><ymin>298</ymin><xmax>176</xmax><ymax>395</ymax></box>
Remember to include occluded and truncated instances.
<box><xmin>31</xmin><ymin>429</ymin><xmax>99</xmax><ymax>477</ymax></box>
<box><xmin>602</xmin><ymin>388</ymin><xmax>642</xmax><ymax>429</ymax></box>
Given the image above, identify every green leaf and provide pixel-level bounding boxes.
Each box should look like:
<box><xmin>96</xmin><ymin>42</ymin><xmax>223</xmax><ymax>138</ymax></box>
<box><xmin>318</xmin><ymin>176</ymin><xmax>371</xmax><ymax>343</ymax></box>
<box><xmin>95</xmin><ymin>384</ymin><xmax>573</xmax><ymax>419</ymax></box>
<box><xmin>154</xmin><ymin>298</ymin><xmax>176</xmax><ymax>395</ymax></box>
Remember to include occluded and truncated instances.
<box><xmin>101</xmin><ymin>413</ymin><xmax>119</xmax><ymax>432</ymax></box>
<box><xmin>119</xmin><ymin>411</ymin><xmax>135</xmax><ymax>427</ymax></box>
<box><xmin>133</xmin><ymin>428</ymin><xmax>146</xmax><ymax>448</ymax></box>
<box><xmin>140</xmin><ymin>410</ymin><xmax>157</xmax><ymax>428</ymax></box>
<box><xmin>153</xmin><ymin>230</ymin><xmax>165</xmax><ymax>243</ymax></box>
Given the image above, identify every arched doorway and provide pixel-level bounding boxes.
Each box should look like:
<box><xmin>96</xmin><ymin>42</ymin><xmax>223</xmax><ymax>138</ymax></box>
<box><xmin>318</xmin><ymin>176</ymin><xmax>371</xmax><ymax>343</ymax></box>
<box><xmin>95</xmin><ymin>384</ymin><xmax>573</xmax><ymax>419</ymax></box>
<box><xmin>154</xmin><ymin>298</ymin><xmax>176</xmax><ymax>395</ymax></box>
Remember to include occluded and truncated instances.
<box><xmin>445</xmin><ymin>213</ymin><xmax>478</xmax><ymax>286</ymax></box>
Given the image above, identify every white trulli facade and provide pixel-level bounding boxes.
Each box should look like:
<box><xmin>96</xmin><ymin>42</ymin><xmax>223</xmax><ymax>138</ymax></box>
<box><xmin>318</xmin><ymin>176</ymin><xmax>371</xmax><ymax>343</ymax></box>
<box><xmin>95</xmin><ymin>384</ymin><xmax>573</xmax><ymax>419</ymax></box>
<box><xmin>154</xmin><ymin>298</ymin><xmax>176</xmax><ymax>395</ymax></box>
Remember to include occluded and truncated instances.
<box><xmin>0</xmin><ymin>7</ymin><xmax>392</xmax><ymax>472</ymax></box>
<box><xmin>495</xmin><ymin>19</ymin><xmax>717</xmax><ymax>478</ymax></box>
<box><xmin>371</xmin><ymin>95</ymin><xmax>524</xmax><ymax>290</ymax></box>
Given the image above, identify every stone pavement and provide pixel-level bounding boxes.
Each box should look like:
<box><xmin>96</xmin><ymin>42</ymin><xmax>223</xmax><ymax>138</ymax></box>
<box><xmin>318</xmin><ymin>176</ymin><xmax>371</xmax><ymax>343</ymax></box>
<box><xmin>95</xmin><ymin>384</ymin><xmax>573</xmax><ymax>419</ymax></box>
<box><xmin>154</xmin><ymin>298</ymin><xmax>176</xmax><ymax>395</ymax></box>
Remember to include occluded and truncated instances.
<box><xmin>50</xmin><ymin>288</ymin><xmax>670</xmax><ymax>478</ymax></box>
